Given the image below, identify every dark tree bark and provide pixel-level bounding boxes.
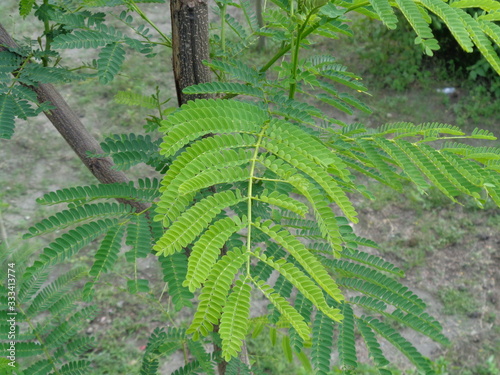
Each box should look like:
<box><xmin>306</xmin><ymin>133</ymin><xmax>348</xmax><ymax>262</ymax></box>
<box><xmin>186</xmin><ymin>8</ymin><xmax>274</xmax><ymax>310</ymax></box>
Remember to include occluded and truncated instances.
<box><xmin>0</xmin><ymin>24</ymin><xmax>150</xmax><ymax>213</ymax></box>
<box><xmin>170</xmin><ymin>0</ymin><xmax>211</xmax><ymax>106</ymax></box>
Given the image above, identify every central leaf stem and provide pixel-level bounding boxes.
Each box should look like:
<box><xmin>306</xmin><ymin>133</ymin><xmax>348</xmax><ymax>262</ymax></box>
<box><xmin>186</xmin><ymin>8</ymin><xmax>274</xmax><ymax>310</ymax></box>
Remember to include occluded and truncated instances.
<box><xmin>246</xmin><ymin>123</ymin><xmax>269</xmax><ymax>271</ymax></box>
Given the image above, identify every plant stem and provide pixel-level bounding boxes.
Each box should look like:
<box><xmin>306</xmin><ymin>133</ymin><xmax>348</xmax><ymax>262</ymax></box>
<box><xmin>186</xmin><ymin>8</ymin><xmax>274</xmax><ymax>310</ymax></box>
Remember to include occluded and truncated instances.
<box><xmin>288</xmin><ymin>30</ymin><xmax>301</xmax><ymax>99</ymax></box>
<box><xmin>289</xmin><ymin>8</ymin><xmax>324</xmax><ymax>99</ymax></box>
<box><xmin>346</xmin><ymin>1</ymin><xmax>370</xmax><ymax>12</ymax></box>
<box><xmin>258</xmin><ymin>15</ymin><xmax>328</xmax><ymax>74</ymax></box>
<box><xmin>246</xmin><ymin>124</ymin><xmax>268</xmax><ymax>272</ymax></box>
<box><xmin>220</xmin><ymin>2</ymin><xmax>227</xmax><ymax>54</ymax></box>
<box><xmin>127</xmin><ymin>0</ymin><xmax>172</xmax><ymax>47</ymax></box>
<box><xmin>42</xmin><ymin>0</ymin><xmax>52</xmax><ymax>67</ymax></box>
<box><xmin>240</xmin><ymin>0</ymin><xmax>254</xmax><ymax>32</ymax></box>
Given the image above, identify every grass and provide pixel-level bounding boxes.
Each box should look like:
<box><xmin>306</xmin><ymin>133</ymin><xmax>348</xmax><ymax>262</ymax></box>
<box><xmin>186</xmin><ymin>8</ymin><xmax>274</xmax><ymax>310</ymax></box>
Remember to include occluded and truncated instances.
<box><xmin>438</xmin><ymin>287</ymin><xmax>479</xmax><ymax>316</ymax></box>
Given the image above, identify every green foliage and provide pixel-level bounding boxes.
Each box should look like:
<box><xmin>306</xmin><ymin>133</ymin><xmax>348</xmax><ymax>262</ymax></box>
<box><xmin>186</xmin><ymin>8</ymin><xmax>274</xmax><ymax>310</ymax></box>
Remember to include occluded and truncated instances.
<box><xmin>97</xmin><ymin>42</ymin><xmax>126</xmax><ymax>83</ymax></box>
<box><xmin>0</xmin><ymin>259</ymin><xmax>96</xmax><ymax>374</ymax></box>
<box><xmin>2</xmin><ymin>0</ymin><xmax>500</xmax><ymax>374</ymax></box>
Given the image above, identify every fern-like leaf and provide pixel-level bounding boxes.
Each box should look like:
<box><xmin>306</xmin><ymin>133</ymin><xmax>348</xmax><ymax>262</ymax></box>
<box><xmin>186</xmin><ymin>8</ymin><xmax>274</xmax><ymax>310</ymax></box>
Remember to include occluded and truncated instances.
<box><xmin>84</xmin><ymin>225</ymin><xmax>126</xmax><ymax>297</ymax></box>
<box><xmin>44</xmin><ymin>306</ymin><xmax>98</xmax><ymax>348</ymax></box>
<box><xmin>159</xmin><ymin>251</ymin><xmax>194</xmax><ymax>310</ymax></box>
<box><xmin>254</xmin><ymin>190</ymin><xmax>308</xmax><ymax>217</ymax></box>
<box><xmin>187</xmin><ymin>248</ymin><xmax>248</xmax><ymax>339</ymax></box>
<box><xmin>97</xmin><ymin>42</ymin><xmax>125</xmax><ymax>84</ymax></box>
<box><xmin>183</xmin><ymin>82</ymin><xmax>264</xmax><ymax>98</ymax></box>
<box><xmin>261</xmin><ymin>140</ymin><xmax>358</xmax><ymax>223</ymax></box>
<box><xmin>114</xmin><ymin>90</ymin><xmax>158</xmax><ymax>109</ymax></box>
<box><xmin>184</xmin><ymin>216</ymin><xmax>246</xmax><ymax>292</ymax></box>
<box><xmin>363</xmin><ymin>316</ymin><xmax>434</xmax><ymax>374</ymax></box>
<box><xmin>372</xmin><ymin>137</ymin><xmax>430</xmax><ymax>192</ymax></box>
<box><xmin>356</xmin><ymin>318</ymin><xmax>390</xmax><ymax>369</ymax></box>
<box><xmin>51</xmin><ymin>30</ymin><xmax>119</xmax><ymax>49</ymax></box>
<box><xmin>338</xmin><ymin>303</ymin><xmax>357</xmax><ymax>370</ymax></box>
<box><xmin>19</xmin><ymin>65</ymin><xmax>87</xmax><ymax>85</ymax></box>
<box><xmin>369</xmin><ymin>0</ymin><xmax>398</xmax><ymax>29</ymax></box>
<box><xmin>0</xmin><ymin>51</ymin><xmax>23</xmax><ymax>74</ymax></box>
<box><xmin>59</xmin><ymin>360</ymin><xmax>91</xmax><ymax>374</ymax></box>
<box><xmin>394</xmin><ymin>0</ymin><xmax>435</xmax><ymax>43</ymax></box>
<box><xmin>178</xmin><ymin>166</ymin><xmax>249</xmax><ymax>194</ymax></box>
<box><xmin>36</xmin><ymin>179</ymin><xmax>160</xmax><ymax>205</ymax></box>
<box><xmin>418</xmin><ymin>0</ymin><xmax>473</xmax><ymax>52</ymax></box>
<box><xmin>204</xmin><ymin>59</ymin><xmax>260</xmax><ymax>85</ymax></box>
<box><xmin>140</xmin><ymin>328</ymin><xmax>168</xmax><ymax>375</ymax></box>
<box><xmin>255</xmin><ymin>252</ymin><xmax>343</xmax><ymax>322</ymax></box>
<box><xmin>0</xmin><ymin>94</ymin><xmax>15</xmax><ymax>139</ymax></box>
<box><xmin>25</xmin><ymin>219</ymin><xmax>119</xmax><ymax>278</ymax></box>
<box><xmin>187</xmin><ymin>340</ymin><xmax>215</xmax><ymax>375</ymax></box>
<box><xmin>390</xmin><ymin>309</ymin><xmax>449</xmax><ymax>345</ymax></box>
<box><xmin>225</xmin><ymin>358</ymin><xmax>253</xmax><ymax>375</ymax></box>
<box><xmin>330</xmin><ymin>261</ymin><xmax>426</xmax><ymax>312</ymax></box>
<box><xmin>458</xmin><ymin>10</ymin><xmax>500</xmax><ymax>74</ymax></box>
<box><xmin>341</xmin><ymin>248</ymin><xmax>405</xmax><ymax>277</ymax></box>
<box><xmin>170</xmin><ymin>361</ymin><xmax>201</xmax><ymax>375</ymax></box>
<box><xmin>159</xmin><ymin>100</ymin><xmax>266</xmax><ymax>157</ymax></box>
<box><xmin>220</xmin><ymin>277</ymin><xmax>252</xmax><ymax>361</ymax></box>
<box><xmin>19</xmin><ymin>0</ymin><xmax>36</xmax><ymax>16</ymax></box>
<box><xmin>24</xmin><ymin>203</ymin><xmax>133</xmax><ymax>238</ymax></box>
<box><xmin>25</xmin><ymin>267</ymin><xmax>87</xmax><ymax>317</ymax></box>
<box><xmin>154</xmin><ymin>190</ymin><xmax>245</xmax><ymax>255</ymax></box>
<box><xmin>452</xmin><ymin>0</ymin><xmax>500</xmax><ymax>11</ymax></box>
<box><xmin>311</xmin><ymin>309</ymin><xmax>335</xmax><ymax>375</ymax></box>
<box><xmin>125</xmin><ymin>214</ymin><xmax>151</xmax><ymax>262</ymax></box>
<box><xmin>253</xmin><ymin>278</ymin><xmax>311</xmax><ymax>340</ymax></box>
<box><xmin>254</xmin><ymin>221</ymin><xmax>344</xmax><ymax>304</ymax></box>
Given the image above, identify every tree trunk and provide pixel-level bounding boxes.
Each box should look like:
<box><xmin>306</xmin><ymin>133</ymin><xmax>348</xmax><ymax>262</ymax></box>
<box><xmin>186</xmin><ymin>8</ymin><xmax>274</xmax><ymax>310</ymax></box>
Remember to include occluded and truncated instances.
<box><xmin>170</xmin><ymin>0</ymin><xmax>211</xmax><ymax>106</ymax></box>
<box><xmin>0</xmin><ymin>24</ymin><xmax>150</xmax><ymax>213</ymax></box>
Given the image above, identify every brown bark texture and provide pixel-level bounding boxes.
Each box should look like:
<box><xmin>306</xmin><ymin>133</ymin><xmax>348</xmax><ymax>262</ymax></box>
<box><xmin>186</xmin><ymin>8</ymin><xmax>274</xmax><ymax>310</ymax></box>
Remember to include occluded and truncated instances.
<box><xmin>170</xmin><ymin>0</ymin><xmax>211</xmax><ymax>106</ymax></box>
<box><xmin>0</xmin><ymin>24</ymin><xmax>150</xmax><ymax>213</ymax></box>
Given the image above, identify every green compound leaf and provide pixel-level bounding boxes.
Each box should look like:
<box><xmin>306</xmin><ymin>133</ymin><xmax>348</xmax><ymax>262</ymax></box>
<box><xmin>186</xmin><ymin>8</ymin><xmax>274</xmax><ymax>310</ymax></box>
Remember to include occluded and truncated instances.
<box><xmin>255</xmin><ymin>220</ymin><xmax>345</xmax><ymax>304</ymax></box>
<box><xmin>154</xmin><ymin>190</ymin><xmax>245</xmax><ymax>256</ymax></box>
<box><xmin>0</xmin><ymin>94</ymin><xmax>15</xmax><ymax>139</ymax></box>
<box><xmin>159</xmin><ymin>251</ymin><xmax>194</xmax><ymax>311</ymax></box>
<box><xmin>363</xmin><ymin>316</ymin><xmax>434</xmax><ymax>374</ymax></box>
<box><xmin>368</xmin><ymin>0</ymin><xmax>398</xmax><ymax>29</ymax></box>
<box><xmin>338</xmin><ymin>303</ymin><xmax>357</xmax><ymax>370</ymax></box>
<box><xmin>253</xmin><ymin>278</ymin><xmax>311</xmax><ymax>341</ymax></box>
<box><xmin>52</xmin><ymin>30</ymin><xmax>119</xmax><ymax>49</ymax></box>
<box><xmin>86</xmin><ymin>224</ymin><xmax>126</xmax><ymax>283</ymax></box>
<box><xmin>255</xmin><ymin>252</ymin><xmax>343</xmax><ymax>322</ymax></box>
<box><xmin>97</xmin><ymin>42</ymin><xmax>126</xmax><ymax>84</ymax></box>
<box><xmin>187</xmin><ymin>248</ymin><xmax>248</xmax><ymax>339</ymax></box>
<box><xmin>184</xmin><ymin>216</ymin><xmax>246</xmax><ymax>292</ymax></box>
<box><xmin>220</xmin><ymin>277</ymin><xmax>252</xmax><ymax>361</ymax></box>
<box><xmin>311</xmin><ymin>309</ymin><xmax>335</xmax><ymax>375</ymax></box>
<box><xmin>19</xmin><ymin>0</ymin><xmax>36</xmax><ymax>17</ymax></box>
